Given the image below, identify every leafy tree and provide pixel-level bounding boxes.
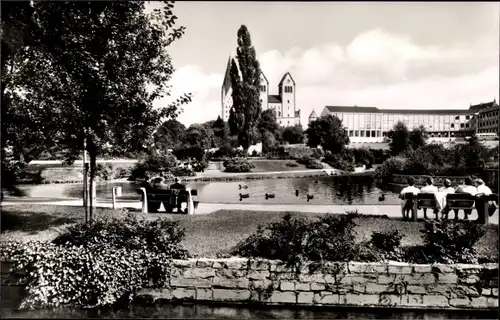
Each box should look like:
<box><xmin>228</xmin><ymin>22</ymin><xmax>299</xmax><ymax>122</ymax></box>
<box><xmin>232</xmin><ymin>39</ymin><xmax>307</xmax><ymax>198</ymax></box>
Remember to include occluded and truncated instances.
<box><xmin>388</xmin><ymin>121</ymin><xmax>411</xmax><ymax>156</ymax></box>
<box><xmin>283</xmin><ymin>124</ymin><xmax>305</xmax><ymax>144</ymax></box>
<box><xmin>257</xmin><ymin>109</ymin><xmax>279</xmax><ymax>136</ymax></box>
<box><xmin>410</xmin><ymin>125</ymin><xmax>428</xmax><ymax>150</ymax></box>
<box><xmin>227</xmin><ymin>25</ymin><xmax>262</xmax><ymax>151</ymax></box>
<box><xmin>262</xmin><ymin>131</ymin><xmax>279</xmax><ymax>154</ymax></box>
<box><xmin>183</xmin><ymin>123</ymin><xmax>214</xmax><ymax>150</ymax></box>
<box><xmin>2</xmin><ymin>1</ymin><xmax>191</xmax><ymax>220</ymax></box>
<box><xmin>305</xmin><ymin>115</ymin><xmax>349</xmax><ymax>153</ymax></box>
<box><xmin>211</xmin><ymin>116</ymin><xmax>229</xmax><ymax>148</ymax></box>
<box><xmin>154</xmin><ymin>119</ymin><xmax>186</xmax><ymax>152</ymax></box>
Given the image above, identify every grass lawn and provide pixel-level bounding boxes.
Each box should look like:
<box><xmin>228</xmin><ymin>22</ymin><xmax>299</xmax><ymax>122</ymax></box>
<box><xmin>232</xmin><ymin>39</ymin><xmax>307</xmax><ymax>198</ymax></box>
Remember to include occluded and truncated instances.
<box><xmin>247</xmin><ymin>160</ymin><xmax>309</xmax><ymax>172</ymax></box>
<box><xmin>1</xmin><ymin>205</ymin><xmax>498</xmax><ymax>261</ymax></box>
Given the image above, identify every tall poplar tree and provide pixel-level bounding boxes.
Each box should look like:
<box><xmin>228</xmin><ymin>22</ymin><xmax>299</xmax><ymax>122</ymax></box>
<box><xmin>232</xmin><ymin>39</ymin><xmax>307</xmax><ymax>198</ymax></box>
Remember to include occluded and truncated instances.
<box><xmin>227</xmin><ymin>25</ymin><xmax>262</xmax><ymax>151</ymax></box>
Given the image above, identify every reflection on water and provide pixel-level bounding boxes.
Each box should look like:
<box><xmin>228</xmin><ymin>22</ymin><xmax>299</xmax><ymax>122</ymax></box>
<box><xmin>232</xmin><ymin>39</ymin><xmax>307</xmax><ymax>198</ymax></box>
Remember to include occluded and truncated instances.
<box><xmin>1</xmin><ymin>304</ymin><xmax>496</xmax><ymax>319</ymax></box>
<box><xmin>13</xmin><ymin>176</ymin><xmax>404</xmax><ymax>205</ymax></box>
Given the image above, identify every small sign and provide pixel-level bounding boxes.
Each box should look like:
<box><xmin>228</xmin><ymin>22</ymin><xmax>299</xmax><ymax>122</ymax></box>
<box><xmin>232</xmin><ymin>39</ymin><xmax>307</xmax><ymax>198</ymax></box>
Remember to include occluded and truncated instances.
<box><xmin>114</xmin><ymin>186</ymin><xmax>122</xmax><ymax>197</ymax></box>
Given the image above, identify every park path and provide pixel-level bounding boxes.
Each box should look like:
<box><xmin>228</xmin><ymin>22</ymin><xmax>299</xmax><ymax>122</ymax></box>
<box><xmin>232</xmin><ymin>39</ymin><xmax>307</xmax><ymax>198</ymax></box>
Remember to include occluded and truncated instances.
<box><xmin>2</xmin><ymin>197</ymin><xmax>498</xmax><ymax>224</ymax></box>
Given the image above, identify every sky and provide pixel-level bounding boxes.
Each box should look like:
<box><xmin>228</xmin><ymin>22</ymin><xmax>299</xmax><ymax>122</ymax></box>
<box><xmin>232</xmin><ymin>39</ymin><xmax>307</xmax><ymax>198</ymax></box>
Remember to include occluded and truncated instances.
<box><xmin>148</xmin><ymin>1</ymin><xmax>499</xmax><ymax>127</ymax></box>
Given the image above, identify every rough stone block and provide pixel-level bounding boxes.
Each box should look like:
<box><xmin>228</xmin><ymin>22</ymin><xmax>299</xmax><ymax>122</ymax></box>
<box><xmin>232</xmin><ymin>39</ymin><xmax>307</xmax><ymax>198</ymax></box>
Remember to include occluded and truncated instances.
<box><xmin>217</xmin><ymin>269</ymin><xmax>247</xmax><ymax>278</ymax></box>
<box><xmin>213</xmin><ymin>277</ymin><xmax>249</xmax><ymax>289</ymax></box>
<box><xmin>481</xmin><ymin>288</ymin><xmax>491</xmax><ymax>296</ymax></box>
<box><xmin>314</xmin><ymin>292</ymin><xmax>341</xmax><ymax>305</ymax></box>
<box><xmin>170</xmin><ymin>277</ymin><xmax>212</xmax><ymax>288</ymax></box>
<box><xmin>270</xmin><ymin>291</ymin><xmax>296</xmax><ymax>304</ymax></box>
<box><xmin>353</xmin><ymin>284</ymin><xmax>365</xmax><ymax>293</ymax></box>
<box><xmin>212</xmin><ymin>260</ymin><xmax>225</xmax><ymax>269</ymax></box>
<box><xmin>403</xmin><ymin>273</ymin><xmax>435</xmax><ymax>285</ymax></box>
<box><xmin>471</xmin><ymin>296</ymin><xmax>488</xmax><ymax>308</ymax></box>
<box><xmin>196</xmin><ymin>288</ymin><xmax>213</xmax><ymax>300</ymax></box>
<box><xmin>459</xmin><ymin>275</ymin><xmax>479</xmax><ymax>284</ymax></box>
<box><xmin>378</xmin><ymin>294</ymin><xmax>400</xmax><ymax>306</ymax></box>
<box><xmin>249</xmin><ymin>259</ymin><xmax>270</xmax><ymax>271</ymax></box>
<box><xmin>431</xmin><ymin>264</ymin><xmax>454</xmax><ymax>274</ymax></box>
<box><xmin>297</xmin><ymin>292</ymin><xmax>314</xmax><ymax>304</ymax></box>
<box><xmin>225</xmin><ymin>258</ymin><xmax>249</xmax><ymax>270</ymax></box>
<box><xmin>247</xmin><ymin>271</ymin><xmax>270</xmax><ymax>280</ymax></box>
<box><xmin>454</xmin><ymin>285</ymin><xmax>479</xmax><ymax>297</ymax></box>
<box><xmin>455</xmin><ymin>264</ymin><xmax>481</xmax><ymax>274</ymax></box>
<box><xmin>345</xmin><ymin>294</ymin><xmax>379</xmax><ymax>306</ymax></box>
<box><xmin>280</xmin><ymin>281</ymin><xmax>295</xmax><ymax>291</ymax></box>
<box><xmin>196</xmin><ymin>259</ymin><xmax>214</xmax><ymax>268</ymax></box>
<box><xmin>365</xmin><ymin>283</ymin><xmax>390</xmax><ymax>294</ymax></box>
<box><xmin>296</xmin><ymin>283</ymin><xmax>310</xmax><ymax>291</ymax></box>
<box><xmin>299</xmin><ymin>274</ymin><xmax>325</xmax><ymax>283</ymax></box>
<box><xmin>437</xmin><ymin>273</ymin><xmax>458</xmax><ymax>284</ymax></box>
<box><xmin>171</xmin><ymin>288</ymin><xmax>196</xmax><ymax>300</ymax></box>
<box><xmin>422</xmin><ymin>295</ymin><xmax>448</xmax><ymax>307</ymax></box>
<box><xmin>270</xmin><ymin>263</ymin><xmax>293</xmax><ymax>273</ymax></box>
<box><xmin>412</xmin><ymin>264</ymin><xmax>432</xmax><ymax>273</ymax></box>
<box><xmin>388</xmin><ymin>261</ymin><xmax>412</xmax><ymax>274</ymax></box>
<box><xmin>311</xmin><ymin>283</ymin><xmax>326</xmax><ymax>291</ymax></box>
<box><xmin>400</xmin><ymin>294</ymin><xmax>423</xmax><ymax>307</ymax></box>
<box><xmin>449</xmin><ymin>298</ymin><xmax>471</xmax><ymax>307</ymax></box>
<box><xmin>213</xmin><ymin>289</ymin><xmax>251</xmax><ymax>302</ymax></box>
<box><xmin>377</xmin><ymin>275</ymin><xmax>394</xmax><ymax>284</ymax></box>
<box><xmin>348</xmin><ymin>262</ymin><xmax>386</xmax><ymax>274</ymax></box>
<box><xmin>323</xmin><ymin>275</ymin><xmax>336</xmax><ymax>284</ymax></box>
<box><xmin>406</xmin><ymin>285</ymin><xmax>427</xmax><ymax>294</ymax></box>
<box><xmin>487</xmin><ymin>297</ymin><xmax>499</xmax><ymax>308</ymax></box>
<box><xmin>492</xmin><ymin>288</ymin><xmax>498</xmax><ymax>297</ymax></box>
<box><xmin>251</xmin><ymin>279</ymin><xmax>274</xmax><ymax>290</ymax></box>
<box><xmin>172</xmin><ymin>259</ymin><xmax>196</xmax><ymax>268</ymax></box>
<box><xmin>183</xmin><ymin>268</ymin><xmax>216</xmax><ymax>279</ymax></box>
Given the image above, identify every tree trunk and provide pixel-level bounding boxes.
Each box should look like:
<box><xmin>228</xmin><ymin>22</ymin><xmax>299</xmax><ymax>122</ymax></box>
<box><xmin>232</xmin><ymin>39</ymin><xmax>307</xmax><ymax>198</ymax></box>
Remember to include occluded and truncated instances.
<box><xmin>89</xmin><ymin>151</ymin><xmax>97</xmax><ymax>224</ymax></box>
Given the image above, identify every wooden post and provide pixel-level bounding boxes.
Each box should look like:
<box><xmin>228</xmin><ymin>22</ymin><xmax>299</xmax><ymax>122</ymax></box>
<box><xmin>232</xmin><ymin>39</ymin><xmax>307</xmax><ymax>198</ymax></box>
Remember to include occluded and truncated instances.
<box><xmin>140</xmin><ymin>187</ymin><xmax>148</xmax><ymax>213</ymax></box>
<box><xmin>411</xmin><ymin>194</ymin><xmax>418</xmax><ymax>222</ymax></box>
<box><xmin>112</xmin><ymin>187</ymin><xmax>116</xmax><ymax>210</ymax></box>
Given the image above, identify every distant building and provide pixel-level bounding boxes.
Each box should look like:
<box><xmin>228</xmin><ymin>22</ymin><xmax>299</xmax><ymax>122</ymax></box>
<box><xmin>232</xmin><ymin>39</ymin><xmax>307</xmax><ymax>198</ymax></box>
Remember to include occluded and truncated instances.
<box><xmin>221</xmin><ymin>55</ymin><xmax>300</xmax><ymax>127</ymax></box>
<box><xmin>310</xmin><ymin>100</ymin><xmax>499</xmax><ymax>143</ymax></box>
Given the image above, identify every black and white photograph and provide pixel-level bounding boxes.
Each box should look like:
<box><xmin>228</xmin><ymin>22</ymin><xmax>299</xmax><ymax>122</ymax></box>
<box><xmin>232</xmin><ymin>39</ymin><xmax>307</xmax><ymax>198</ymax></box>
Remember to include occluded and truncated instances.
<box><xmin>1</xmin><ymin>1</ymin><xmax>499</xmax><ymax>319</ymax></box>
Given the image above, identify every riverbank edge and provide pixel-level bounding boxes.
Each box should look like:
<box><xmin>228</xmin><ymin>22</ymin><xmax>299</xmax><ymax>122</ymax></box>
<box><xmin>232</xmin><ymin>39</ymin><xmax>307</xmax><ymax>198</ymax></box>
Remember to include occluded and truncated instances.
<box><xmin>2</xmin><ymin>258</ymin><xmax>498</xmax><ymax>311</ymax></box>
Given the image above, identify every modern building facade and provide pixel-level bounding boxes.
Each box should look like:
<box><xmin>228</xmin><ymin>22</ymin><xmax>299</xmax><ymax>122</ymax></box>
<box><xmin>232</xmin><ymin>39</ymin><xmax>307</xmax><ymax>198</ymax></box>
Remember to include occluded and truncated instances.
<box><xmin>221</xmin><ymin>56</ymin><xmax>300</xmax><ymax>127</ymax></box>
<box><xmin>309</xmin><ymin>100</ymin><xmax>499</xmax><ymax>143</ymax></box>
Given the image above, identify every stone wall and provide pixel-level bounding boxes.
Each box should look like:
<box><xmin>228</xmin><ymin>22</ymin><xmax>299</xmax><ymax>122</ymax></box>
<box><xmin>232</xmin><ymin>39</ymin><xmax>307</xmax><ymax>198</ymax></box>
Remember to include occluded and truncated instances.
<box><xmin>137</xmin><ymin>258</ymin><xmax>498</xmax><ymax>310</ymax></box>
<box><xmin>3</xmin><ymin>258</ymin><xmax>498</xmax><ymax>310</ymax></box>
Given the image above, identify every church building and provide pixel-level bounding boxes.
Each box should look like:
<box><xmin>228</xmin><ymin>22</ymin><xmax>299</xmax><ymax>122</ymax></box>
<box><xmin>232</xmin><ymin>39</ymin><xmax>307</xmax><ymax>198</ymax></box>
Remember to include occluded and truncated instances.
<box><xmin>221</xmin><ymin>56</ymin><xmax>301</xmax><ymax>127</ymax></box>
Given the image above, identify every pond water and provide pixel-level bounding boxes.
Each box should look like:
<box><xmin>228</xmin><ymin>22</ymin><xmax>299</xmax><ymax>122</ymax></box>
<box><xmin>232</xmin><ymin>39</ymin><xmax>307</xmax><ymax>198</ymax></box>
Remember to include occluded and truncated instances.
<box><xmin>1</xmin><ymin>304</ymin><xmax>497</xmax><ymax>319</ymax></box>
<box><xmin>14</xmin><ymin>176</ymin><xmax>404</xmax><ymax>205</ymax></box>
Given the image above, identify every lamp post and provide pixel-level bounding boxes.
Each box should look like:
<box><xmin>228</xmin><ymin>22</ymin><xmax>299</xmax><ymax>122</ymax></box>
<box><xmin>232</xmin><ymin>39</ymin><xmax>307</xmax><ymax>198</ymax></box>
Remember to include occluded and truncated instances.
<box><xmin>83</xmin><ymin>129</ymin><xmax>89</xmax><ymax>223</ymax></box>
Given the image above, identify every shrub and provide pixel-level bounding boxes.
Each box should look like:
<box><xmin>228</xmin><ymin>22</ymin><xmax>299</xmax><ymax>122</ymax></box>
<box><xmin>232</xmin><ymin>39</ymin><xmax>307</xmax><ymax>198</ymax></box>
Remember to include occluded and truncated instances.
<box><xmin>305</xmin><ymin>160</ymin><xmax>323</xmax><ymax>169</ymax></box>
<box><xmin>0</xmin><ymin>213</ymin><xmax>188</xmax><ymax>309</ymax></box>
<box><xmin>170</xmin><ymin>167</ymin><xmax>196</xmax><ymax>177</ymax></box>
<box><xmin>286</xmin><ymin>146</ymin><xmax>313</xmax><ymax>160</ymax></box>
<box><xmin>373</xmin><ymin>156</ymin><xmax>408</xmax><ymax>184</ymax></box>
<box><xmin>223</xmin><ymin>158</ymin><xmax>254</xmax><ymax>173</ymax></box>
<box><xmin>113</xmin><ymin>166</ymin><xmax>131</xmax><ymax>179</ymax></box>
<box><xmin>410</xmin><ymin>220</ymin><xmax>487</xmax><ymax>264</ymax></box>
<box><xmin>232</xmin><ymin>213</ymin><xmax>359</xmax><ymax>270</ymax></box>
<box><xmin>285</xmin><ymin>161</ymin><xmax>298</xmax><ymax>167</ymax></box>
<box><xmin>311</xmin><ymin>148</ymin><xmax>324</xmax><ymax>159</ymax></box>
<box><xmin>323</xmin><ymin>150</ymin><xmax>355</xmax><ymax>172</ymax></box>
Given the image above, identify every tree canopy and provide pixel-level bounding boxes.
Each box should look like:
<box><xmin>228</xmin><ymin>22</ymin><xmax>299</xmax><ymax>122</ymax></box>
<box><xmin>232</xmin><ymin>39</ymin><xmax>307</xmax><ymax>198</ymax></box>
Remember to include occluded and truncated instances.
<box><xmin>388</xmin><ymin>121</ymin><xmax>411</xmax><ymax>156</ymax></box>
<box><xmin>283</xmin><ymin>124</ymin><xmax>305</xmax><ymax>145</ymax></box>
<box><xmin>305</xmin><ymin>115</ymin><xmax>349</xmax><ymax>153</ymax></box>
<box><xmin>227</xmin><ymin>25</ymin><xmax>262</xmax><ymax>151</ymax></box>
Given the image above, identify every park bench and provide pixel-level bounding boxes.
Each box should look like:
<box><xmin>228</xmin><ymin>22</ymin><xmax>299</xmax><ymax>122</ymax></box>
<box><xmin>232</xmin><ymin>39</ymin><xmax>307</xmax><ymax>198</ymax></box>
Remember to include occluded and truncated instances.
<box><xmin>401</xmin><ymin>192</ymin><xmax>498</xmax><ymax>224</ymax></box>
<box><xmin>137</xmin><ymin>186</ymin><xmax>199</xmax><ymax>214</ymax></box>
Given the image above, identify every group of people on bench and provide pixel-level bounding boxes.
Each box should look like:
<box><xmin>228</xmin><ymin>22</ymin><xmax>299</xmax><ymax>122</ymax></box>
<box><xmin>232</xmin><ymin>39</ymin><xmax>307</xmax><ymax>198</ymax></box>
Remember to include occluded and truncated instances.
<box><xmin>400</xmin><ymin>176</ymin><xmax>496</xmax><ymax>220</ymax></box>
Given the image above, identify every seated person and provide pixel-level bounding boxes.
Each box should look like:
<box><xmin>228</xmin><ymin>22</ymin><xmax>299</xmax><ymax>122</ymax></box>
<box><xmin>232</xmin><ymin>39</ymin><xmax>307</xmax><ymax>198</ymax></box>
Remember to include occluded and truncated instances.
<box><xmin>474</xmin><ymin>178</ymin><xmax>497</xmax><ymax>218</ymax></box>
<box><xmin>419</xmin><ymin>177</ymin><xmax>439</xmax><ymax>219</ymax></box>
<box><xmin>448</xmin><ymin>177</ymin><xmax>478</xmax><ymax>220</ymax></box>
<box><xmin>399</xmin><ymin>176</ymin><xmax>420</xmax><ymax>220</ymax></box>
<box><xmin>438</xmin><ymin>179</ymin><xmax>455</xmax><ymax>194</ymax></box>
<box><xmin>170</xmin><ymin>177</ymin><xmax>186</xmax><ymax>213</ymax></box>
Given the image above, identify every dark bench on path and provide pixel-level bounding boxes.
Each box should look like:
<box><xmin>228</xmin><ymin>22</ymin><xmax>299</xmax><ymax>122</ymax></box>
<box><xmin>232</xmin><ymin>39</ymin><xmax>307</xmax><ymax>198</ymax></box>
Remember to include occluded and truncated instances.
<box><xmin>138</xmin><ymin>186</ymin><xmax>199</xmax><ymax>214</ymax></box>
<box><xmin>402</xmin><ymin>192</ymin><xmax>498</xmax><ymax>224</ymax></box>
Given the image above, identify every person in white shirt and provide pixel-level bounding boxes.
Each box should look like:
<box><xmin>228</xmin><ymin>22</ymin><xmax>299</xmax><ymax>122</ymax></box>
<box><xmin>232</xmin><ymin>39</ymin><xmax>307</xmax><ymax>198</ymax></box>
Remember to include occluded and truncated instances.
<box><xmin>453</xmin><ymin>177</ymin><xmax>478</xmax><ymax>220</ymax></box>
<box><xmin>418</xmin><ymin>177</ymin><xmax>439</xmax><ymax>219</ymax></box>
<box><xmin>438</xmin><ymin>179</ymin><xmax>455</xmax><ymax>194</ymax></box>
<box><xmin>399</xmin><ymin>177</ymin><xmax>420</xmax><ymax>220</ymax></box>
<box><xmin>474</xmin><ymin>178</ymin><xmax>497</xmax><ymax>218</ymax></box>
<box><xmin>420</xmin><ymin>177</ymin><xmax>438</xmax><ymax>193</ymax></box>
<box><xmin>474</xmin><ymin>178</ymin><xmax>492</xmax><ymax>195</ymax></box>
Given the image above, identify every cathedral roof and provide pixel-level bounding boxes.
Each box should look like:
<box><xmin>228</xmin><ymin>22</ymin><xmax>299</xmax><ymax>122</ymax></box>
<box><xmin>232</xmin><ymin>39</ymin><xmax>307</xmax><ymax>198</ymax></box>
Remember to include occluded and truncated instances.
<box><xmin>308</xmin><ymin>110</ymin><xmax>318</xmax><ymax>118</ymax></box>
<box><xmin>278</xmin><ymin>72</ymin><xmax>296</xmax><ymax>86</ymax></box>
